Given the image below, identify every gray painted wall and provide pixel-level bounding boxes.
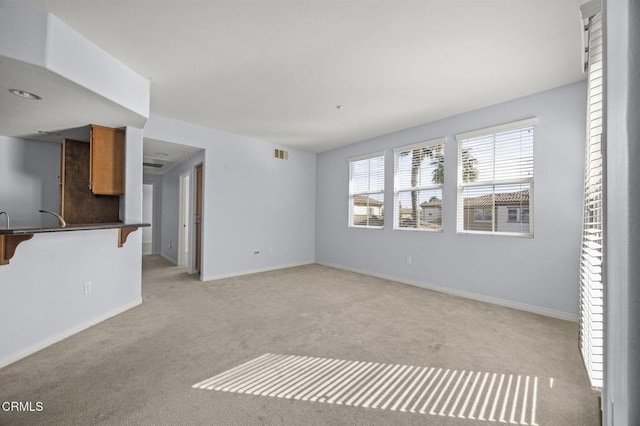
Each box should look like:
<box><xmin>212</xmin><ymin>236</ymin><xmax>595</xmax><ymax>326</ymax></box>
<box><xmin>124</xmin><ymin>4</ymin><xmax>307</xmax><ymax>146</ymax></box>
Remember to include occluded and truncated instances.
<box><xmin>604</xmin><ymin>0</ymin><xmax>640</xmax><ymax>424</ymax></box>
<box><xmin>316</xmin><ymin>81</ymin><xmax>586</xmax><ymax>318</ymax></box>
<box><xmin>143</xmin><ymin>115</ymin><xmax>316</xmax><ymax>280</ymax></box>
<box><xmin>0</xmin><ymin>136</ymin><xmax>61</xmax><ymax>227</ymax></box>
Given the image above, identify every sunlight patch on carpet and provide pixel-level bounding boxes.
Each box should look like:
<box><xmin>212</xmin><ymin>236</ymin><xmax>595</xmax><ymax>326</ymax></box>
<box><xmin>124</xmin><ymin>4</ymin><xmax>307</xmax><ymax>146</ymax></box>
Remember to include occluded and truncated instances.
<box><xmin>193</xmin><ymin>353</ymin><xmax>545</xmax><ymax>425</ymax></box>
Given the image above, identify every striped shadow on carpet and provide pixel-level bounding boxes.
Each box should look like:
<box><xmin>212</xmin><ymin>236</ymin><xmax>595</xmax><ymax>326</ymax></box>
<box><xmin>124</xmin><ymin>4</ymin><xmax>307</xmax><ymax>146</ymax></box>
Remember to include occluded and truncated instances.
<box><xmin>193</xmin><ymin>353</ymin><xmax>544</xmax><ymax>425</ymax></box>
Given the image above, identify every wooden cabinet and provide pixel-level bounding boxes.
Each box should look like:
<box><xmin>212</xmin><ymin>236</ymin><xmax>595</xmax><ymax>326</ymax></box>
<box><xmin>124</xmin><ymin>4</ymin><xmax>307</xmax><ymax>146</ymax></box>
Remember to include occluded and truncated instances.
<box><xmin>90</xmin><ymin>124</ymin><xmax>124</xmax><ymax>195</ymax></box>
<box><xmin>61</xmin><ymin>139</ymin><xmax>120</xmax><ymax>224</ymax></box>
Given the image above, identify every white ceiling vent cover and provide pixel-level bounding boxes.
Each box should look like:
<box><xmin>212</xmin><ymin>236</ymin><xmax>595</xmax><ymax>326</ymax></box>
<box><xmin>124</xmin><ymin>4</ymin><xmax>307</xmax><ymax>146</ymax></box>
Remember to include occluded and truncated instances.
<box><xmin>143</xmin><ymin>162</ymin><xmax>163</xmax><ymax>168</ymax></box>
<box><xmin>274</xmin><ymin>148</ymin><xmax>289</xmax><ymax>160</ymax></box>
<box><xmin>143</xmin><ymin>156</ymin><xmax>171</xmax><ymax>169</ymax></box>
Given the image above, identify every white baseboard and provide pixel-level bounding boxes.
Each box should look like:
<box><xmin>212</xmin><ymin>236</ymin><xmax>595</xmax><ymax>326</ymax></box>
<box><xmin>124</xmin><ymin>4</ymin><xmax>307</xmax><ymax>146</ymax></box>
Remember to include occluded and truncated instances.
<box><xmin>202</xmin><ymin>262</ymin><xmax>314</xmax><ymax>282</ymax></box>
<box><xmin>142</xmin><ymin>241</ymin><xmax>153</xmax><ymax>255</ymax></box>
<box><xmin>0</xmin><ymin>298</ymin><xmax>142</xmax><ymax>369</ymax></box>
<box><xmin>317</xmin><ymin>262</ymin><xmax>578</xmax><ymax>322</ymax></box>
<box><xmin>160</xmin><ymin>253</ymin><xmax>177</xmax><ymax>265</ymax></box>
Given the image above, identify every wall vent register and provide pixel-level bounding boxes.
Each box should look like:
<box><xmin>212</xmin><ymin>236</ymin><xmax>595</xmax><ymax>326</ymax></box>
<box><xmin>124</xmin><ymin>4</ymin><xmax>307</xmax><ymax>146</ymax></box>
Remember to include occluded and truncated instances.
<box><xmin>274</xmin><ymin>148</ymin><xmax>289</xmax><ymax>160</ymax></box>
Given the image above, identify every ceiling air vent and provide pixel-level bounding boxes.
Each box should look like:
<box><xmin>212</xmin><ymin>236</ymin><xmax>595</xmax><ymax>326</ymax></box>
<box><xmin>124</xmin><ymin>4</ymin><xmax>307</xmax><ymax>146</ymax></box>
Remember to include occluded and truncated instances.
<box><xmin>143</xmin><ymin>162</ymin><xmax>163</xmax><ymax>168</ymax></box>
<box><xmin>274</xmin><ymin>148</ymin><xmax>289</xmax><ymax>160</ymax></box>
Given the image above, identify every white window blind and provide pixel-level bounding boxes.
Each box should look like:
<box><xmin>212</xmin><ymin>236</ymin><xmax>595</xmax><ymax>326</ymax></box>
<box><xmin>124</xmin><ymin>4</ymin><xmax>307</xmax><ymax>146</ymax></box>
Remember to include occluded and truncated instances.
<box><xmin>456</xmin><ymin>118</ymin><xmax>536</xmax><ymax>236</ymax></box>
<box><xmin>349</xmin><ymin>152</ymin><xmax>385</xmax><ymax>228</ymax></box>
<box><xmin>579</xmin><ymin>3</ymin><xmax>604</xmax><ymax>389</ymax></box>
<box><xmin>393</xmin><ymin>140</ymin><xmax>444</xmax><ymax>231</ymax></box>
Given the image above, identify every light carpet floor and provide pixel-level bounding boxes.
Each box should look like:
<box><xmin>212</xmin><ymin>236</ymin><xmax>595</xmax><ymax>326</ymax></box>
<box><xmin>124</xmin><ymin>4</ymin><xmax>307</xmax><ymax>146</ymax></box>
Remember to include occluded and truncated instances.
<box><xmin>0</xmin><ymin>256</ymin><xmax>600</xmax><ymax>425</ymax></box>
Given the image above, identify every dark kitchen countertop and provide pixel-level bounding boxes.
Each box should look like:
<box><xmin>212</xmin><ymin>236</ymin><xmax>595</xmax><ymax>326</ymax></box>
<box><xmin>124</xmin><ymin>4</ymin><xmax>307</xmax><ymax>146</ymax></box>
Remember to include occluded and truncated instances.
<box><xmin>0</xmin><ymin>223</ymin><xmax>150</xmax><ymax>235</ymax></box>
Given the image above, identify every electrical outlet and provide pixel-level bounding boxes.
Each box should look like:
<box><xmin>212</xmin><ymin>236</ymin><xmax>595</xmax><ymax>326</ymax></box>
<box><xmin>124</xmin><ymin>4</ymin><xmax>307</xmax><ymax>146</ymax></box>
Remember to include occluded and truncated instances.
<box><xmin>284</xmin><ymin>245</ymin><xmax>289</xmax><ymax>252</ymax></box>
<box><xmin>84</xmin><ymin>281</ymin><xmax>92</xmax><ymax>295</ymax></box>
<box><xmin>406</xmin><ymin>256</ymin><xmax>412</xmax><ymax>265</ymax></box>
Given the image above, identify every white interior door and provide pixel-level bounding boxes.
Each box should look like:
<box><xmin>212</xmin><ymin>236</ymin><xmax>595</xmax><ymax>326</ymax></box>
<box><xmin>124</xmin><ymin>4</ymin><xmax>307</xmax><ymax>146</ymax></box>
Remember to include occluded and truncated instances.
<box><xmin>178</xmin><ymin>172</ymin><xmax>190</xmax><ymax>267</ymax></box>
<box><xmin>142</xmin><ymin>183</ymin><xmax>154</xmax><ymax>255</ymax></box>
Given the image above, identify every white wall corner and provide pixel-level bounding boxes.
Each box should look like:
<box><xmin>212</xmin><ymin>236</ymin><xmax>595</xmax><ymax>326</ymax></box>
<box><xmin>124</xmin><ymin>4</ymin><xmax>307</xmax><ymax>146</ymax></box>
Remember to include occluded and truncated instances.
<box><xmin>125</xmin><ymin>127</ymin><xmax>144</xmax><ymax>223</ymax></box>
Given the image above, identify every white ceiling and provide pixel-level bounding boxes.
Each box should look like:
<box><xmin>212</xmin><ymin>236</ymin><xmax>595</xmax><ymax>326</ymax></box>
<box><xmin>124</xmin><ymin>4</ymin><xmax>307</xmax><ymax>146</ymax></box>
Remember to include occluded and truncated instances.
<box><xmin>24</xmin><ymin>0</ymin><xmax>586</xmax><ymax>153</ymax></box>
<box><xmin>143</xmin><ymin>138</ymin><xmax>202</xmax><ymax>175</ymax></box>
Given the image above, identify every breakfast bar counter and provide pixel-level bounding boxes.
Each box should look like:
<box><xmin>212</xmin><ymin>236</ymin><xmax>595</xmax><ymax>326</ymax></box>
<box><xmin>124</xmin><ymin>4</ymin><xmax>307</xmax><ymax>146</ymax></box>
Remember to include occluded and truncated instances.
<box><xmin>0</xmin><ymin>223</ymin><xmax>149</xmax><ymax>265</ymax></box>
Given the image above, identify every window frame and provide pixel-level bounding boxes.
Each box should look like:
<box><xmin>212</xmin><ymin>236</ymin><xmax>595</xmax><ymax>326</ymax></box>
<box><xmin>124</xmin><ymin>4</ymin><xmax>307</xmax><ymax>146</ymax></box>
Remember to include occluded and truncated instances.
<box><xmin>348</xmin><ymin>151</ymin><xmax>385</xmax><ymax>229</ymax></box>
<box><xmin>456</xmin><ymin>118</ymin><xmax>537</xmax><ymax>237</ymax></box>
<box><xmin>578</xmin><ymin>3</ymin><xmax>604</xmax><ymax>389</ymax></box>
<box><xmin>392</xmin><ymin>138</ymin><xmax>446</xmax><ymax>232</ymax></box>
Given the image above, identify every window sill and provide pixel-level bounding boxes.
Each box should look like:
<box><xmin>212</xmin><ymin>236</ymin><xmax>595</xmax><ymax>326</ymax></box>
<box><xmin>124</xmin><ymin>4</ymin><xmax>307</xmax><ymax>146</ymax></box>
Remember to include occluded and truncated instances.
<box><xmin>393</xmin><ymin>227</ymin><xmax>443</xmax><ymax>233</ymax></box>
<box><xmin>457</xmin><ymin>230</ymin><xmax>533</xmax><ymax>238</ymax></box>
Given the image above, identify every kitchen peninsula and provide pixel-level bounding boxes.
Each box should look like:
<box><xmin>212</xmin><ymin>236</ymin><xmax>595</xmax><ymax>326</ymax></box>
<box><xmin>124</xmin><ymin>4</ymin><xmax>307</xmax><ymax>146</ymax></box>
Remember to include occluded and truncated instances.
<box><xmin>0</xmin><ymin>127</ymin><xmax>146</xmax><ymax>368</ymax></box>
<box><xmin>0</xmin><ymin>222</ymin><xmax>148</xmax><ymax>265</ymax></box>
<box><xmin>0</xmin><ymin>124</ymin><xmax>148</xmax><ymax>266</ymax></box>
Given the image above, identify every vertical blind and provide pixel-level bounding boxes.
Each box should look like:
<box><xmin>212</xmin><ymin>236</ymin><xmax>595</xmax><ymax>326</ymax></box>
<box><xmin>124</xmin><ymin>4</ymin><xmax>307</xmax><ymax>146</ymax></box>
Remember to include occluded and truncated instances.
<box><xmin>393</xmin><ymin>140</ymin><xmax>444</xmax><ymax>231</ymax></box>
<box><xmin>349</xmin><ymin>152</ymin><xmax>385</xmax><ymax>228</ymax></box>
<box><xmin>579</xmin><ymin>7</ymin><xmax>604</xmax><ymax>389</ymax></box>
<box><xmin>456</xmin><ymin>119</ymin><xmax>535</xmax><ymax>236</ymax></box>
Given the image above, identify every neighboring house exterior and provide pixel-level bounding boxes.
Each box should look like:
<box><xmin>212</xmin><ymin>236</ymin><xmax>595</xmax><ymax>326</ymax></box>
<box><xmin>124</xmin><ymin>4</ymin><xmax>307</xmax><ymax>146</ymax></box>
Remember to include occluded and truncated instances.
<box><xmin>420</xmin><ymin>198</ymin><xmax>443</xmax><ymax>224</ymax></box>
<box><xmin>352</xmin><ymin>195</ymin><xmax>384</xmax><ymax>226</ymax></box>
<box><xmin>398</xmin><ymin>206</ymin><xmax>413</xmax><ymax>221</ymax></box>
<box><xmin>462</xmin><ymin>190</ymin><xmax>530</xmax><ymax>233</ymax></box>
<box><xmin>395</xmin><ymin>198</ymin><xmax>442</xmax><ymax>229</ymax></box>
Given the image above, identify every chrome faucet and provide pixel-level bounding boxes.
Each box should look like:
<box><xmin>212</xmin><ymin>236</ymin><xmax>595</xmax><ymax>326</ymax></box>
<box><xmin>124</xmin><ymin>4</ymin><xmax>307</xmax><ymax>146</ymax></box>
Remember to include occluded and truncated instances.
<box><xmin>0</xmin><ymin>211</ymin><xmax>8</xmax><ymax>229</ymax></box>
<box><xmin>39</xmin><ymin>209</ymin><xmax>66</xmax><ymax>227</ymax></box>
